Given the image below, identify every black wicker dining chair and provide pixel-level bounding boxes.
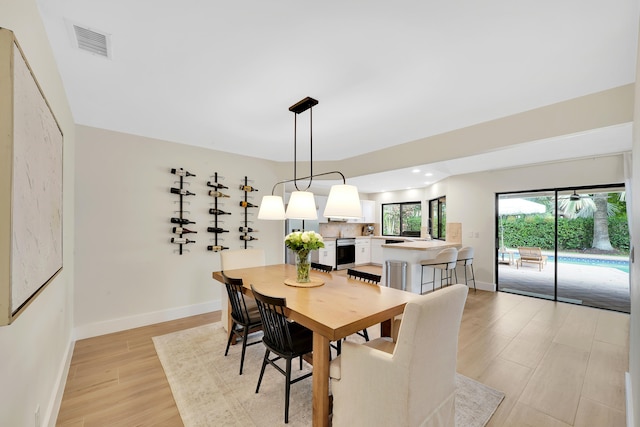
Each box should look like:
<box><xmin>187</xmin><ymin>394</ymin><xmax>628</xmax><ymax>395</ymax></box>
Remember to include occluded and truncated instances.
<box><xmin>311</xmin><ymin>262</ymin><xmax>333</xmax><ymax>272</ymax></box>
<box><xmin>250</xmin><ymin>284</ymin><xmax>314</xmax><ymax>424</ymax></box>
<box><xmin>347</xmin><ymin>268</ymin><xmax>382</xmax><ymax>284</ymax></box>
<box><xmin>335</xmin><ymin>268</ymin><xmax>383</xmax><ymax>351</ymax></box>
<box><xmin>221</xmin><ymin>272</ymin><xmax>263</xmax><ymax>375</ymax></box>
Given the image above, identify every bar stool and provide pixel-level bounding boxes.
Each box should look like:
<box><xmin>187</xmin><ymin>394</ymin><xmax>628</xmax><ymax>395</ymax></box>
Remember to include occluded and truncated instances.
<box><xmin>420</xmin><ymin>247</ymin><xmax>458</xmax><ymax>294</ymax></box>
<box><xmin>455</xmin><ymin>246</ymin><xmax>476</xmax><ymax>291</ymax></box>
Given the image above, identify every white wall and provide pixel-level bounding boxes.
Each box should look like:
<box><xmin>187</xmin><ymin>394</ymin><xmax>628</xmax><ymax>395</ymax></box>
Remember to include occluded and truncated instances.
<box><xmin>372</xmin><ymin>154</ymin><xmax>626</xmax><ymax>287</ymax></box>
<box><xmin>74</xmin><ymin>126</ymin><xmax>285</xmax><ymax>338</ymax></box>
<box><xmin>0</xmin><ymin>1</ymin><xmax>76</xmax><ymax>426</ymax></box>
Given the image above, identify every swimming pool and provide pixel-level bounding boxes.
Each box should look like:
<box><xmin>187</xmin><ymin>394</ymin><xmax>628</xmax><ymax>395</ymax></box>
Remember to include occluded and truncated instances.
<box><xmin>546</xmin><ymin>255</ymin><xmax>629</xmax><ymax>273</ymax></box>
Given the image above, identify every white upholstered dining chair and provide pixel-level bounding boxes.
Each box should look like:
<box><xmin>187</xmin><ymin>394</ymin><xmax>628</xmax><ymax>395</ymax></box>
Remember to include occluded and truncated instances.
<box><xmin>329</xmin><ymin>284</ymin><xmax>468</xmax><ymax>427</ymax></box>
<box><xmin>219</xmin><ymin>248</ymin><xmax>265</xmax><ymax>332</ymax></box>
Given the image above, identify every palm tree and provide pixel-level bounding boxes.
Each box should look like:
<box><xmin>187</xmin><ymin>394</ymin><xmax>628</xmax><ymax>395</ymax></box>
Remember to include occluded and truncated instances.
<box><xmin>558</xmin><ymin>192</ymin><xmax>618</xmax><ymax>251</ymax></box>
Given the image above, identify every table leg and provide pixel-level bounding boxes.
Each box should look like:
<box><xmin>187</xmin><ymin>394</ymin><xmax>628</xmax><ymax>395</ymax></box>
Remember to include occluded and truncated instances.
<box><xmin>312</xmin><ymin>332</ymin><xmax>330</xmax><ymax>427</ymax></box>
<box><xmin>380</xmin><ymin>318</ymin><xmax>392</xmax><ymax>337</ymax></box>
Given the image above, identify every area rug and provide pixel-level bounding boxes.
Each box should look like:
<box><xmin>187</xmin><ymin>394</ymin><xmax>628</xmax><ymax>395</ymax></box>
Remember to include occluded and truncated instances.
<box><xmin>153</xmin><ymin>323</ymin><xmax>504</xmax><ymax>427</ymax></box>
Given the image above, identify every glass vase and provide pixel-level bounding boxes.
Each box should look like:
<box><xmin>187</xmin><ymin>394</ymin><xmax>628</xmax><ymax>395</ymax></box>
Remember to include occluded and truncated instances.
<box><xmin>295</xmin><ymin>250</ymin><xmax>311</xmax><ymax>283</ymax></box>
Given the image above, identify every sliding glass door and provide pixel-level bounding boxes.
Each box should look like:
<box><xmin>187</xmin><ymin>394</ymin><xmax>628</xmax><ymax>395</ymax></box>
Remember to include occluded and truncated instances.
<box><xmin>497</xmin><ymin>191</ymin><xmax>555</xmax><ymax>301</ymax></box>
<box><xmin>496</xmin><ymin>185</ymin><xmax>630</xmax><ymax>313</ymax></box>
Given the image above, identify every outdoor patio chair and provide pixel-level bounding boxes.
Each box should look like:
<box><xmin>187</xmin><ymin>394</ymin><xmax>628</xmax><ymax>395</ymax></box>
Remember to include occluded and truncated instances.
<box><xmin>516</xmin><ymin>247</ymin><xmax>548</xmax><ymax>271</ymax></box>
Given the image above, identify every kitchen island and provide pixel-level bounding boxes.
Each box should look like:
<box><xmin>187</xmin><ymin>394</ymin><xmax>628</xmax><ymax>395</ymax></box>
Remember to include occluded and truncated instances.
<box><xmin>381</xmin><ymin>239</ymin><xmax>462</xmax><ymax>294</ymax></box>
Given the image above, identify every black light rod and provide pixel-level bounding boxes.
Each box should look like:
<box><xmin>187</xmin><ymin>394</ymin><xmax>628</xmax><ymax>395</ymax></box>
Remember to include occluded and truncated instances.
<box><xmin>270</xmin><ymin>170</ymin><xmax>346</xmax><ymax>195</ymax></box>
<box><xmin>289</xmin><ymin>97</ymin><xmax>318</xmax><ymax>114</ymax></box>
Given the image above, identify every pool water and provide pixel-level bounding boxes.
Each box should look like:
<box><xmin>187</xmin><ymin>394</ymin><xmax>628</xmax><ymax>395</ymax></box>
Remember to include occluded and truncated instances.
<box><xmin>547</xmin><ymin>255</ymin><xmax>629</xmax><ymax>273</ymax></box>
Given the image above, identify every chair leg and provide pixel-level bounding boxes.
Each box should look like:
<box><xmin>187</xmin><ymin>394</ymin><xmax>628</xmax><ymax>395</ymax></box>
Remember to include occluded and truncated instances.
<box><xmin>285</xmin><ymin>357</ymin><xmax>292</xmax><ymax>424</ymax></box>
<box><xmin>224</xmin><ymin>321</ymin><xmax>237</xmax><ymax>356</ymax></box>
<box><xmin>470</xmin><ymin>264</ymin><xmax>476</xmax><ymax>291</ymax></box>
<box><xmin>362</xmin><ymin>328</ymin><xmax>369</xmax><ymax>341</ymax></box>
<box><xmin>239</xmin><ymin>325</ymin><xmax>249</xmax><ymax>375</ymax></box>
<box><xmin>420</xmin><ymin>265</ymin><xmax>424</xmax><ymax>294</ymax></box>
<box><xmin>255</xmin><ymin>349</ymin><xmax>270</xmax><ymax>393</ymax></box>
<box><xmin>433</xmin><ymin>269</ymin><xmax>436</xmax><ymax>292</ymax></box>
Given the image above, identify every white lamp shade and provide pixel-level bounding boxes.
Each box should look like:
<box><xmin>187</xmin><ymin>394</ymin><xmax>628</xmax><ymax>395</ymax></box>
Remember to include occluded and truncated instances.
<box><xmin>323</xmin><ymin>184</ymin><xmax>362</xmax><ymax>219</ymax></box>
<box><xmin>285</xmin><ymin>191</ymin><xmax>318</xmax><ymax>220</ymax></box>
<box><xmin>257</xmin><ymin>195</ymin><xmax>286</xmax><ymax>220</ymax></box>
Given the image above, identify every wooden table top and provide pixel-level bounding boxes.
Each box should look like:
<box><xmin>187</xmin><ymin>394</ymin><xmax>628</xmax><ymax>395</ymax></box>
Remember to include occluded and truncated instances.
<box><xmin>213</xmin><ymin>264</ymin><xmax>416</xmax><ymax>341</ymax></box>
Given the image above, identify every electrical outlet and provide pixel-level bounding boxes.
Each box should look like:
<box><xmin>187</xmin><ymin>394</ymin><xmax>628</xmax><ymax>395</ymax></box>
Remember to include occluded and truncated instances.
<box><xmin>35</xmin><ymin>405</ymin><xmax>40</xmax><ymax>427</ymax></box>
<box><xmin>474</xmin><ymin>232</ymin><xmax>480</xmax><ymax>238</ymax></box>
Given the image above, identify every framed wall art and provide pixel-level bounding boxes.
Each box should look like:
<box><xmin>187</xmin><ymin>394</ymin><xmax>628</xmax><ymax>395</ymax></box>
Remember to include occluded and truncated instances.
<box><xmin>0</xmin><ymin>28</ymin><xmax>63</xmax><ymax>325</ymax></box>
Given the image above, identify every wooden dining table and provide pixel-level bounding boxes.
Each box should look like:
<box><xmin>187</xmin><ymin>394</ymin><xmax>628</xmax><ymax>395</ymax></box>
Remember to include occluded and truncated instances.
<box><xmin>212</xmin><ymin>263</ymin><xmax>415</xmax><ymax>427</ymax></box>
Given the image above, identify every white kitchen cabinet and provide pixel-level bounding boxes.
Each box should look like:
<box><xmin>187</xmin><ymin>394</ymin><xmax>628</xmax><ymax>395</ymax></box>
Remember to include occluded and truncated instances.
<box><xmin>347</xmin><ymin>199</ymin><xmax>376</xmax><ymax>223</ymax></box>
<box><xmin>370</xmin><ymin>238</ymin><xmax>384</xmax><ymax>265</ymax></box>
<box><xmin>355</xmin><ymin>237</ymin><xmax>371</xmax><ymax>265</ymax></box>
<box><xmin>361</xmin><ymin>200</ymin><xmax>376</xmax><ymax>223</ymax></box>
<box><xmin>317</xmin><ymin>239</ymin><xmax>336</xmax><ymax>268</ymax></box>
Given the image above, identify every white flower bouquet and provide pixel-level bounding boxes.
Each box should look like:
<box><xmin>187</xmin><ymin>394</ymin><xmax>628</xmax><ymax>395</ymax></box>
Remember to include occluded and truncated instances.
<box><xmin>284</xmin><ymin>231</ymin><xmax>325</xmax><ymax>252</ymax></box>
<box><xmin>285</xmin><ymin>231</ymin><xmax>324</xmax><ymax>282</ymax></box>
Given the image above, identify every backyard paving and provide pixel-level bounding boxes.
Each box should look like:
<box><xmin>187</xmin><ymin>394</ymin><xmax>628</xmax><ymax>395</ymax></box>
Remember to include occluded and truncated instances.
<box><xmin>498</xmin><ymin>261</ymin><xmax>630</xmax><ymax>313</ymax></box>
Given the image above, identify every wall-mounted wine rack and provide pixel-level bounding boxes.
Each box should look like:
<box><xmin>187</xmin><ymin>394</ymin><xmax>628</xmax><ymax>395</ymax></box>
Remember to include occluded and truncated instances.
<box><xmin>170</xmin><ymin>168</ymin><xmax>197</xmax><ymax>255</ymax></box>
<box><xmin>239</xmin><ymin>176</ymin><xmax>259</xmax><ymax>249</ymax></box>
<box><xmin>207</xmin><ymin>172</ymin><xmax>230</xmax><ymax>252</ymax></box>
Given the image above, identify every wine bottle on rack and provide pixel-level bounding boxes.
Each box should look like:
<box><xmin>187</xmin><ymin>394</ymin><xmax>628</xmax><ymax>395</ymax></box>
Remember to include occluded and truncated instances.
<box><xmin>170</xmin><ymin>187</ymin><xmax>195</xmax><ymax>196</ymax></box>
<box><xmin>171</xmin><ymin>237</ymin><xmax>196</xmax><ymax>244</ymax></box>
<box><xmin>209</xmin><ymin>208</ymin><xmax>232</xmax><ymax>215</ymax></box>
<box><xmin>207</xmin><ymin>245</ymin><xmax>230</xmax><ymax>252</ymax></box>
<box><xmin>170</xmin><ymin>168</ymin><xmax>195</xmax><ymax>177</ymax></box>
<box><xmin>240</xmin><ymin>235</ymin><xmax>258</xmax><ymax>241</ymax></box>
<box><xmin>209</xmin><ymin>190</ymin><xmax>230</xmax><ymax>198</ymax></box>
<box><xmin>207</xmin><ymin>181</ymin><xmax>228</xmax><ymax>189</ymax></box>
<box><xmin>239</xmin><ymin>201</ymin><xmax>259</xmax><ymax>208</ymax></box>
<box><xmin>238</xmin><ymin>226</ymin><xmax>257</xmax><ymax>232</ymax></box>
<box><xmin>172</xmin><ymin>227</ymin><xmax>197</xmax><ymax>234</ymax></box>
<box><xmin>239</xmin><ymin>185</ymin><xmax>259</xmax><ymax>192</ymax></box>
<box><xmin>207</xmin><ymin>227</ymin><xmax>229</xmax><ymax>233</ymax></box>
<box><xmin>170</xmin><ymin>217</ymin><xmax>195</xmax><ymax>224</ymax></box>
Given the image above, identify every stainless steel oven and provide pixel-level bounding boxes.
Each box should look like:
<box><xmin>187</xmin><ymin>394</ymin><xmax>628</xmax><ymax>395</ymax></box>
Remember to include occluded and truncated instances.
<box><xmin>336</xmin><ymin>238</ymin><xmax>356</xmax><ymax>270</ymax></box>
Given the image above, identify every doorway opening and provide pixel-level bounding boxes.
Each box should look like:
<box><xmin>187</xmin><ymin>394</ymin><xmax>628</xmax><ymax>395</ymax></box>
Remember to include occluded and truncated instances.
<box><xmin>496</xmin><ymin>184</ymin><xmax>630</xmax><ymax>313</ymax></box>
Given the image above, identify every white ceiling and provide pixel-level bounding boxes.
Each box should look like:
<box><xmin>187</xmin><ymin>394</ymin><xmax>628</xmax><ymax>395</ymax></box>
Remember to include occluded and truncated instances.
<box><xmin>36</xmin><ymin>0</ymin><xmax>639</xmax><ymax>192</ymax></box>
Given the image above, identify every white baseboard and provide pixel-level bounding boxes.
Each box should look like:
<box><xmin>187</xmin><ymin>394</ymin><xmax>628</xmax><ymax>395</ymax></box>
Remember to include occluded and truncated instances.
<box><xmin>74</xmin><ymin>300</ymin><xmax>221</xmax><ymax>340</ymax></box>
<box><xmin>475</xmin><ymin>280</ymin><xmax>496</xmax><ymax>292</ymax></box>
<box><xmin>626</xmin><ymin>372</ymin><xmax>634</xmax><ymax>427</ymax></box>
<box><xmin>44</xmin><ymin>338</ymin><xmax>75</xmax><ymax>427</ymax></box>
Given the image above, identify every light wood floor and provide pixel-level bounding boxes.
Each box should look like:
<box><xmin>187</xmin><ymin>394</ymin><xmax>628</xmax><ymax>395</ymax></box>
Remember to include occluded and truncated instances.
<box><xmin>56</xmin><ymin>277</ymin><xmax>629</xmax><ymax>426</ymax></box>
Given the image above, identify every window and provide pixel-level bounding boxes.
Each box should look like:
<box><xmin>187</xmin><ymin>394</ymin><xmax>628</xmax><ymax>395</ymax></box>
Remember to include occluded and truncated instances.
<box><xmin>382</xmin><ymin>202</ymin><xmax>422</xmax><ymax>236</ymax></box>
<box><xmin>429</xmin><ymin>196</ymin><xmax>446</xmax><ymax>240</ymax></box>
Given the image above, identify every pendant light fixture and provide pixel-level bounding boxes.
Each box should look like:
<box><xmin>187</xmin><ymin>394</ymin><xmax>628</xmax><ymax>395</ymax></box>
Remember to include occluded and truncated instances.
<box><xmin>258</xmin><ymin>97</ymin><xmax>362</xmax><ymax>221</ymax></box>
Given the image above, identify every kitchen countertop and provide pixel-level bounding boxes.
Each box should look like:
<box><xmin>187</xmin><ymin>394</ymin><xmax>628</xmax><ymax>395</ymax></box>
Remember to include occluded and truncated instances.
<box><xmin>381</xmin><ymin>239</ymin><xmax>459</xmax><ymax>250</ymax></box>
<box><xmin>371</xmin><ymin>236</ymin><xmax>426</xmax><ymax>241</ymax></box>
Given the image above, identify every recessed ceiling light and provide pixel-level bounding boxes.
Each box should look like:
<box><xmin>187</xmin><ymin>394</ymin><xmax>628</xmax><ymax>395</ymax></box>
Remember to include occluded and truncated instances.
<box><xmin>424</xmin><ymin>172</ymin><xmax>433</xmax><ymax>177</ymax></box>
<box><xmin>412</xmin><ymin>169</ymin><xmax>420</xmax><ymax>173</ymax></box>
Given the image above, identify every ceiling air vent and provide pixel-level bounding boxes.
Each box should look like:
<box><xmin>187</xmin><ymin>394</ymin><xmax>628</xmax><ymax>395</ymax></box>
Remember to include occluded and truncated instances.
<box><xmin>72</xmin><ymin>24</ymin><xmax>111</xmax><ymax>58</ymax></box>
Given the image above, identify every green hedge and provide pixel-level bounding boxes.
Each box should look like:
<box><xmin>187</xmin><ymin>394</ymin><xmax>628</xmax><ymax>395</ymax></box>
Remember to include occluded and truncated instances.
<box><xmin>500</xmin><ymin>215</ymin><xmax>630</xmax><ymax>252</ymax></box>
